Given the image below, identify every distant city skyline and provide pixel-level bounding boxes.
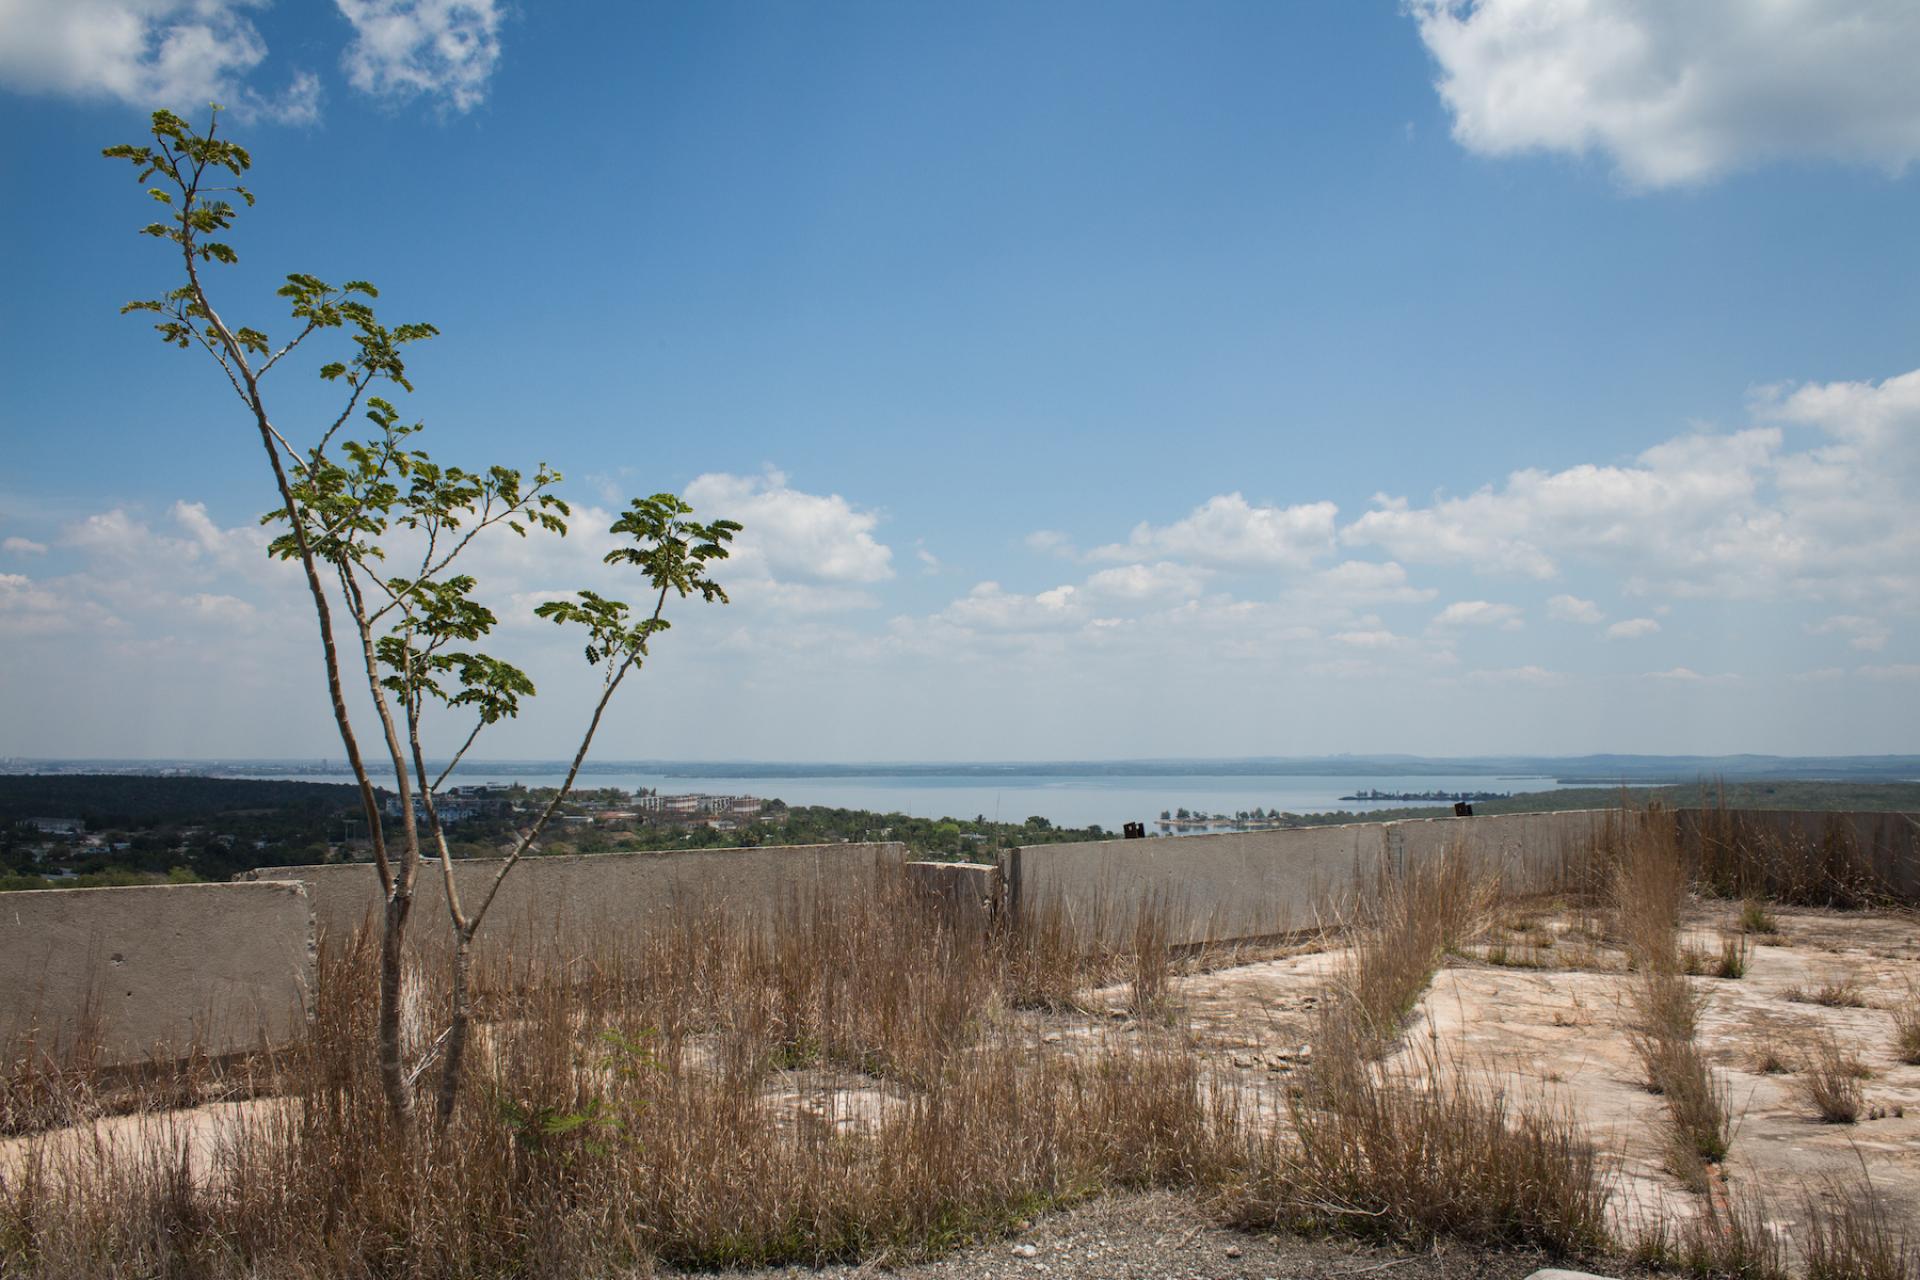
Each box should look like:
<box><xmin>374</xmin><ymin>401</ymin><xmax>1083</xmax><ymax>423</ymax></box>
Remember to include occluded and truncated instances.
<box><xmin>1</xmin><ymin>1</ymin><xmax>1916</xmax><ymax>760</ymax></box>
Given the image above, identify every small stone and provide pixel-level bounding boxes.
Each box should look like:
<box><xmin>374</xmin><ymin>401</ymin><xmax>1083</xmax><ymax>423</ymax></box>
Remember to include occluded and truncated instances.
<box><xmin>1041</xmin><ymin>1032</ymin><xmax>1063</xmax><ymax>1044</ymax></box>
<box><xmin>1232</xmin><ymin>1054</ymin><xmax>1255</xmax><ymax>1069</ymax></box>
<box><xmin>1013</xmin><ymin>1243</ymin><xmax>1040</xmax><ymax>1258</ymax></box>
<box><xmin>1226</xmin><ymin>1245</ymin><xmax>1244</xmax><ymax>1258</ymax></box>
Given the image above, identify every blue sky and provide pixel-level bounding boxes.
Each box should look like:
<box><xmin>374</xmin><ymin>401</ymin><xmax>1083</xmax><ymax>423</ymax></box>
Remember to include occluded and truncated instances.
<box><xmin>1</xmin><ymin>0</ymin><xmax>1917</xmax><ymax>761</ymax></box>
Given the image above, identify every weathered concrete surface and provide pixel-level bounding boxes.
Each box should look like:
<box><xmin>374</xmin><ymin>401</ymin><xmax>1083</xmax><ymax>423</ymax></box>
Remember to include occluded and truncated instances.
<box><xmin>1011</xmin><ymin>823</ymin><xmax>1388</xmax><ymax>947</ymax></box>
<box><xmin>0</xmin><ymin>882</ymin><xmax>313</xmax><ymax>1066</ymax></box>
<box><xmin>905</xmin><ymin>861</ymin><xmax>1001</xmax><ymax>930</ymax></box>
<box><xmin>248</xmin><ymin>842</ymin><xmax>908</xmax><ymax>960</ymax></box>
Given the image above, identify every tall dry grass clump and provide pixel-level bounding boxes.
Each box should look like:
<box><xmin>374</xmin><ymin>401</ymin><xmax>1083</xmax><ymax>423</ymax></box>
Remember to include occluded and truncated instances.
<box><xmin>1688</xmin><ymin>799</ymin><xmax>1898</xmax><ymax>908</ymax></box>
<box><xmin>1614</xmin><ymin>809</ymin><xmax>1729</xmax><ymax>1177</ymax></box>
<box><xmin>1228</xmin><ymin>846</ymin><xmax>1612</xmax><ymax>1257</ymax></box>
<box><xmin>0</xmin><ymin>869</ymin><xmax>1238</xmax><ymax>1277</ymax></box>
<box><xmin>1895</xmin><ymin>979</ymin><xmax>1920</xmax><ymax>1066</ymax></box>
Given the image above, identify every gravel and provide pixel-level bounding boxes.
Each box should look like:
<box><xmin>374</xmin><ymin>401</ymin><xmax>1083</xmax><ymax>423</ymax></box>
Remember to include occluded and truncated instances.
<box><xmin>718</xmin><ymin>1190</ymin><xmax>1606</xmax><ymax>1280</ymax></box>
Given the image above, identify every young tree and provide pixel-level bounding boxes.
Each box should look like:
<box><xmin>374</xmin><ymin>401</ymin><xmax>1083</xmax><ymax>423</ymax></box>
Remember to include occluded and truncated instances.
<box><xmin>105</xmin><ymin>109</ymin><xmax>739</xmax><ymax>1124</ymax></box>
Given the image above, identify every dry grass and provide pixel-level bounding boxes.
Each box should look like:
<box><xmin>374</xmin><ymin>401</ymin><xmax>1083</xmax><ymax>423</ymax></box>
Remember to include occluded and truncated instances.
<box><xmin>1786</xmin><ymin>972</ymin><xmax>1870</xmax><ymax>1009</ymax></box>
<box><xmin>1688</xmin><ymin>802</ymin><xmax>1899</xmax><ymax>909</ymax></box>
<box><xmin>1334</xmin><ymin>846</ymin><xmax>1492</xmax><ymax>1059</ymax></box>
<box><xmin>1797</xmin><ymin>1034</ymin><xmax>1866</xmax><ymax>1124</ymax></box>
<box><xmin>1612</xmin><ymin>810</ymin><xmax>1729</xmax><ymax>1173</ymax></box>
<box><xmin>1895</xmin><ymin>979</ymin><xmax>1920</xmax><ymax>1066</ymax></box>
<box><xmin>0</xmin><ymin>872</ymin><xmax>1239</xmax><ymax>1277</ymax></box>
<box><xmin>1740</xmin><ymin>899</ymin><xmax>1783</xmax><ymax>936</ymax></box>
<box><xmin>1631</xmin><ymin>1192</ymin><xmax>1789</xmax><ymax>1280</ymax></box>
<box><xmin>1803</xmin><ymin>1176</ymin><xmax>1920</xmax><ymax>1280</ymax></box>
<box><xmin>1227</xmin><ymin>845</ymin><xmax>1612</xmax><ymax>1257</ymax></box>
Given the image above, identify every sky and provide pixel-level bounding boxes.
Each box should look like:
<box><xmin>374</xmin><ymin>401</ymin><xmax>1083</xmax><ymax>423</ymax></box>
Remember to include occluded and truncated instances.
<box><xmin>0</xmin><ymin>0</ymin><xmax>1917</xmax><ymax>763</ymax></box>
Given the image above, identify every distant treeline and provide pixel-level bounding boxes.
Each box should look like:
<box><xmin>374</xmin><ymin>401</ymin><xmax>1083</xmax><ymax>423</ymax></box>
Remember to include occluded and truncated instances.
<box><xmin>0</xmin><ymin>774</ymin><xmax>365</xmax><ymax>828</ymax></box>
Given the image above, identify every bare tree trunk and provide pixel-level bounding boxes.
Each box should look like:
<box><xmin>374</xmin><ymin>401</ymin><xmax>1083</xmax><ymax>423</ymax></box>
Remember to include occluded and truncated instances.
<box><xmin>436</xmin><ymin>932</ymin><xmax>475</xmax><ymax>1127</ymax></box>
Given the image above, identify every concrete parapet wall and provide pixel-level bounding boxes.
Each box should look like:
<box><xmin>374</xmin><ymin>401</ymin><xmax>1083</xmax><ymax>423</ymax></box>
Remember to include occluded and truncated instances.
<box><xmin>1014</xmin><ymin>809</ymin><xmax>1621</xmax><ymax>948</ymax></box>
<box><xmin>1384</xmin><ymin>809</ymin><xmax>1616</xmax><ymax>890</ymax></box>
<box><xmin>1010</xmin><ymin>823</ymin><xmax>1389</xmax><ymax>947</ymax></box>
<box><xmin>248</xmin><ymin>842</ymin><xmax>909</xmax><ymax>961</ymax></box>
<box><xmin>1</xmin><ymin>881</ymin><xmax>313</xmax><ymax>1067</ymax></box>
<box><xmin>905</xmin><ymin>861</ymin><xmax>1002</xmax><ymax>930</ymax></box>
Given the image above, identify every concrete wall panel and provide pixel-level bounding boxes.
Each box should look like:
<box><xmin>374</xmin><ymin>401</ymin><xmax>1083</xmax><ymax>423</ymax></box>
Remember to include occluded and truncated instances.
<box><xmin>249</xmin><ymin>842</ymin><xmax>907</xmax><ymax>961</ymax></box>
<box><xmin>1011</xmin><ymin>824</ymin><xmax>1388</xmax><ymax>947</ymax></box>
<box><xmin>1</xmin><ymin>881</ymin><xmax>313</xmax><ymax>1066</ymax></box>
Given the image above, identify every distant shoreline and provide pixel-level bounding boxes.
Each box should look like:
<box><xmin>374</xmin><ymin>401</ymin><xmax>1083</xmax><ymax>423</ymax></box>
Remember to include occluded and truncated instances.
<box><xmin>6</xmin><ymin>753</ymin><xmax>1917</xmax><ymax>785</ymax></box>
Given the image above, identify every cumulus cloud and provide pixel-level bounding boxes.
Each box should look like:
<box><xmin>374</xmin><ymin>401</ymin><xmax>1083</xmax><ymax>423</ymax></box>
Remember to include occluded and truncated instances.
<box><xmin>939</xmin><ymin>581</ymin><xmax>1084</xmax><ymax>632</ymax></box>
<box><xmin>683</xmin><ymin>469</ymin><xmax>893</xmax><ymax>597</ymax></box>
<box><xmin>1092</xmin><ymin>493</ymin><xmax>1338</xmax><ymax>569</ymax></box>
<box><xmin>1858</xmin><ymin>663</ymin><xmax>1920</xmax><ymax>682</ymax></box>
<box><xmin>1082</xmin><ymin>561</ymin><xmax>1209</xmax><ymax>602</ymax></box>
<box><xmin>0</xmin><ymin>0</ymin><xmax>320</xmax><ymax>121</ymax></box>
<box><xmin>1307</xmin><ymin>560</ymin><xmax>1438</xmax><ymax>606</ymax></box>
<box><xmin>1343</xmin><ymin>372</ymin><xmax>1920</xmax><ymax>609</ymax></box>
<box><xmin>1410</xmin><ymin>0</ymin><xmax>1920</xmax><ymax>188</ymax></box>
<box><xmin>1605</xmin><ymin>617</ymin><xmax>1660</xmax><ymax>641</ymax></box>
<box><xmin>2</xmin><ymin>536</ymin><xmax>47</xmax><ymax>556</ymax></box>
<box><xmin>1432</xmin><ymin>600</ymin><xmax>1523</xmax><ymax>630</ymax></box>
<box><xmin>1807</xmin><ymin>614</ymin><xmax>1891</xmax><ymax>652</ymax></box>
<box><xmin>336</xmin><ymin>0</ymin><xmax>503</xmax><ymax>112</ymax></box>
<box><xmin>1547</xmin><ymin>594</ymin><xmax>1604</xmax><ymax>624</ymax></box>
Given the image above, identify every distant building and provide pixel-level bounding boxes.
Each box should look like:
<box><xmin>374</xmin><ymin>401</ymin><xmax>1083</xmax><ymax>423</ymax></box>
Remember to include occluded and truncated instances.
<box><xmin>27</xmin><ymin>817</ymin><xmax>83</xmax><ymax>835</ymax></box>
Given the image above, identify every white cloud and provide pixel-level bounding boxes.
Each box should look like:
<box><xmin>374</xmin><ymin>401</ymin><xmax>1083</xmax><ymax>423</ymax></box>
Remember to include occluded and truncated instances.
<box><xmin>336</xmin><ymin>0</ymin><xmax>503</xmax><ymax>113</ymax></box>
<box><xmin>684</xmin><ymin>470</ymin><xmax>893</xmax><ymax>589</ymax></box>
<box><xmin>1606</xmin><ymin>617</ymin><xmax>1661</xmax><ymax>641</ymax></box>
<box><xmin>1411</xmin><ymin>0</ymin><xmax>1920</xmax><ymax>188</ymax></box>
<box><xmin>1307</xmin><ymin>560</ymin><xmax>1438</xmax><ymax>606</ymax></box>
<box><xmin>1547</xmin><ymin>593</ymin><xmax>1603</xmax><ymax>624</ymax></box>
<box><xmin>0</xmin><ymin>0</ymin><xmax>320</xmax><ymax>122</ymax></box>
<box><xmin>1807</xmin><ymin>614</ymin><xmax>1891</xmax><ymax>653</ymax></box>
<box><xmin>1858</xmin><ymin>663</ymin><xmax>1920</xmax><ymax>682</ymax></box>
<box><xmin>1345</xmin><ymin>429</ymin><xmax>1781</xmax><ymax>585</ymax></box>
<box><xmin>1648</xmin><ymin>667</ymin><xmax>1702</xmax><ymax>681</ymax></box>
<box><xmin>1343</xmin><ymin>372</ymin><xmax>1920</xmax><ymax>610</ymax></box>
<box><xmin>1432</xmin><ymin>600</ymin><xmax>1523</xmax><ymax>630</ymax></box>
<box><xmin>1024</xmin><ymin>529</ymin><xmax>1077</xmax><ymax>558</ymax></box>
<box><xmin>1082</xmin><ymin>561</ymin><xmax>1209</xmax><ymax>602</ymax></box>
<box><xmin>1464</xmin><ymin>664</ymin><xmax>1563</xmax><ymax>686</ymax></box>
<box><xmin>1330</xmin><ymin>628</ymin><xmax>1413</xmax><ymax>650</ymax></box>
<box><xmin>2</xmin><ymin>536</ymin><xmax>47</xmax><ymax>556</ymax></box>
<box><xmin>939</xmin><ymin>581</ymin><xmax>1084</xmax><ymax>632</ymax></box>
<box><xmin>1092</xmin><ymin>493</ymin><xmax>1338</xmax><ymax>569</ymax></box>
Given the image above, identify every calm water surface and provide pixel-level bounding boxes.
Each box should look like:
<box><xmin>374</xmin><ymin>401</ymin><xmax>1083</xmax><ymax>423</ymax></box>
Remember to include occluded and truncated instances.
<box><xmin>233</xmin><ymin>769</ymin><xmax>1569</xmax><ymax>833</ymax></box>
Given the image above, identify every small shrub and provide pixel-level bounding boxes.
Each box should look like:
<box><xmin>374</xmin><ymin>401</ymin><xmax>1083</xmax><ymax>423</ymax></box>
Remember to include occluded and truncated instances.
<box><xmin>1714</xmin><ymin>933</ymin><xmax>1750</xmax><ymax>980</ymax></box>
<box><xmin>1739</xmin><ymin>900</ymin><xmax>1781</xmax><ymax>936</ymax></box>
<box><xmin>1748</xmin><ymin>1038</ymin><xmax>1797</xmax><ymax>1075</ymax></box>
<box><xmin>1798</xmin><ymin>1035</ymin><xmax>1865</xmax><ymax>1124</ymax></box>
<box><xmin>1787</xmin><ymin>974</ymin><xmax>1868</xmax><ymax>1009</ymax></box>
<box><xmin>1892</xmin><ymin>980</ymin><xmax>1920</xmax><ymax>1067</ymax></box>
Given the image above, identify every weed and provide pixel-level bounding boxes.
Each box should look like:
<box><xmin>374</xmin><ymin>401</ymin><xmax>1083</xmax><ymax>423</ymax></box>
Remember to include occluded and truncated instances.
<box><xmin>1714</xmin><ymin>933</ymin><xmax>1750</xmax><ymax>980</ymax></box>
<box><xmin>1787</xmin><ymin>974</ymin><xmax>1868</xmax><ymax>1009</ymax></box>
<box><xmin>1892</xmin><ymin>979</ymin><xmax>1920</xmax><ymax>1066</ymax></box>
<box><xmin>1798</xmin><ymin>1034</ymin><xmax>1866</xmax><ymax>1124</ymax></box>
<box><xmin>1739</xmin><ymin>900</ymin><xmax>1781</xmax><ymax>936</ymax></box>
<box><xmin>1803</xmin><ymin>1176</ymin><xmax>1918</xmax><ymax>1280</ymax></box>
